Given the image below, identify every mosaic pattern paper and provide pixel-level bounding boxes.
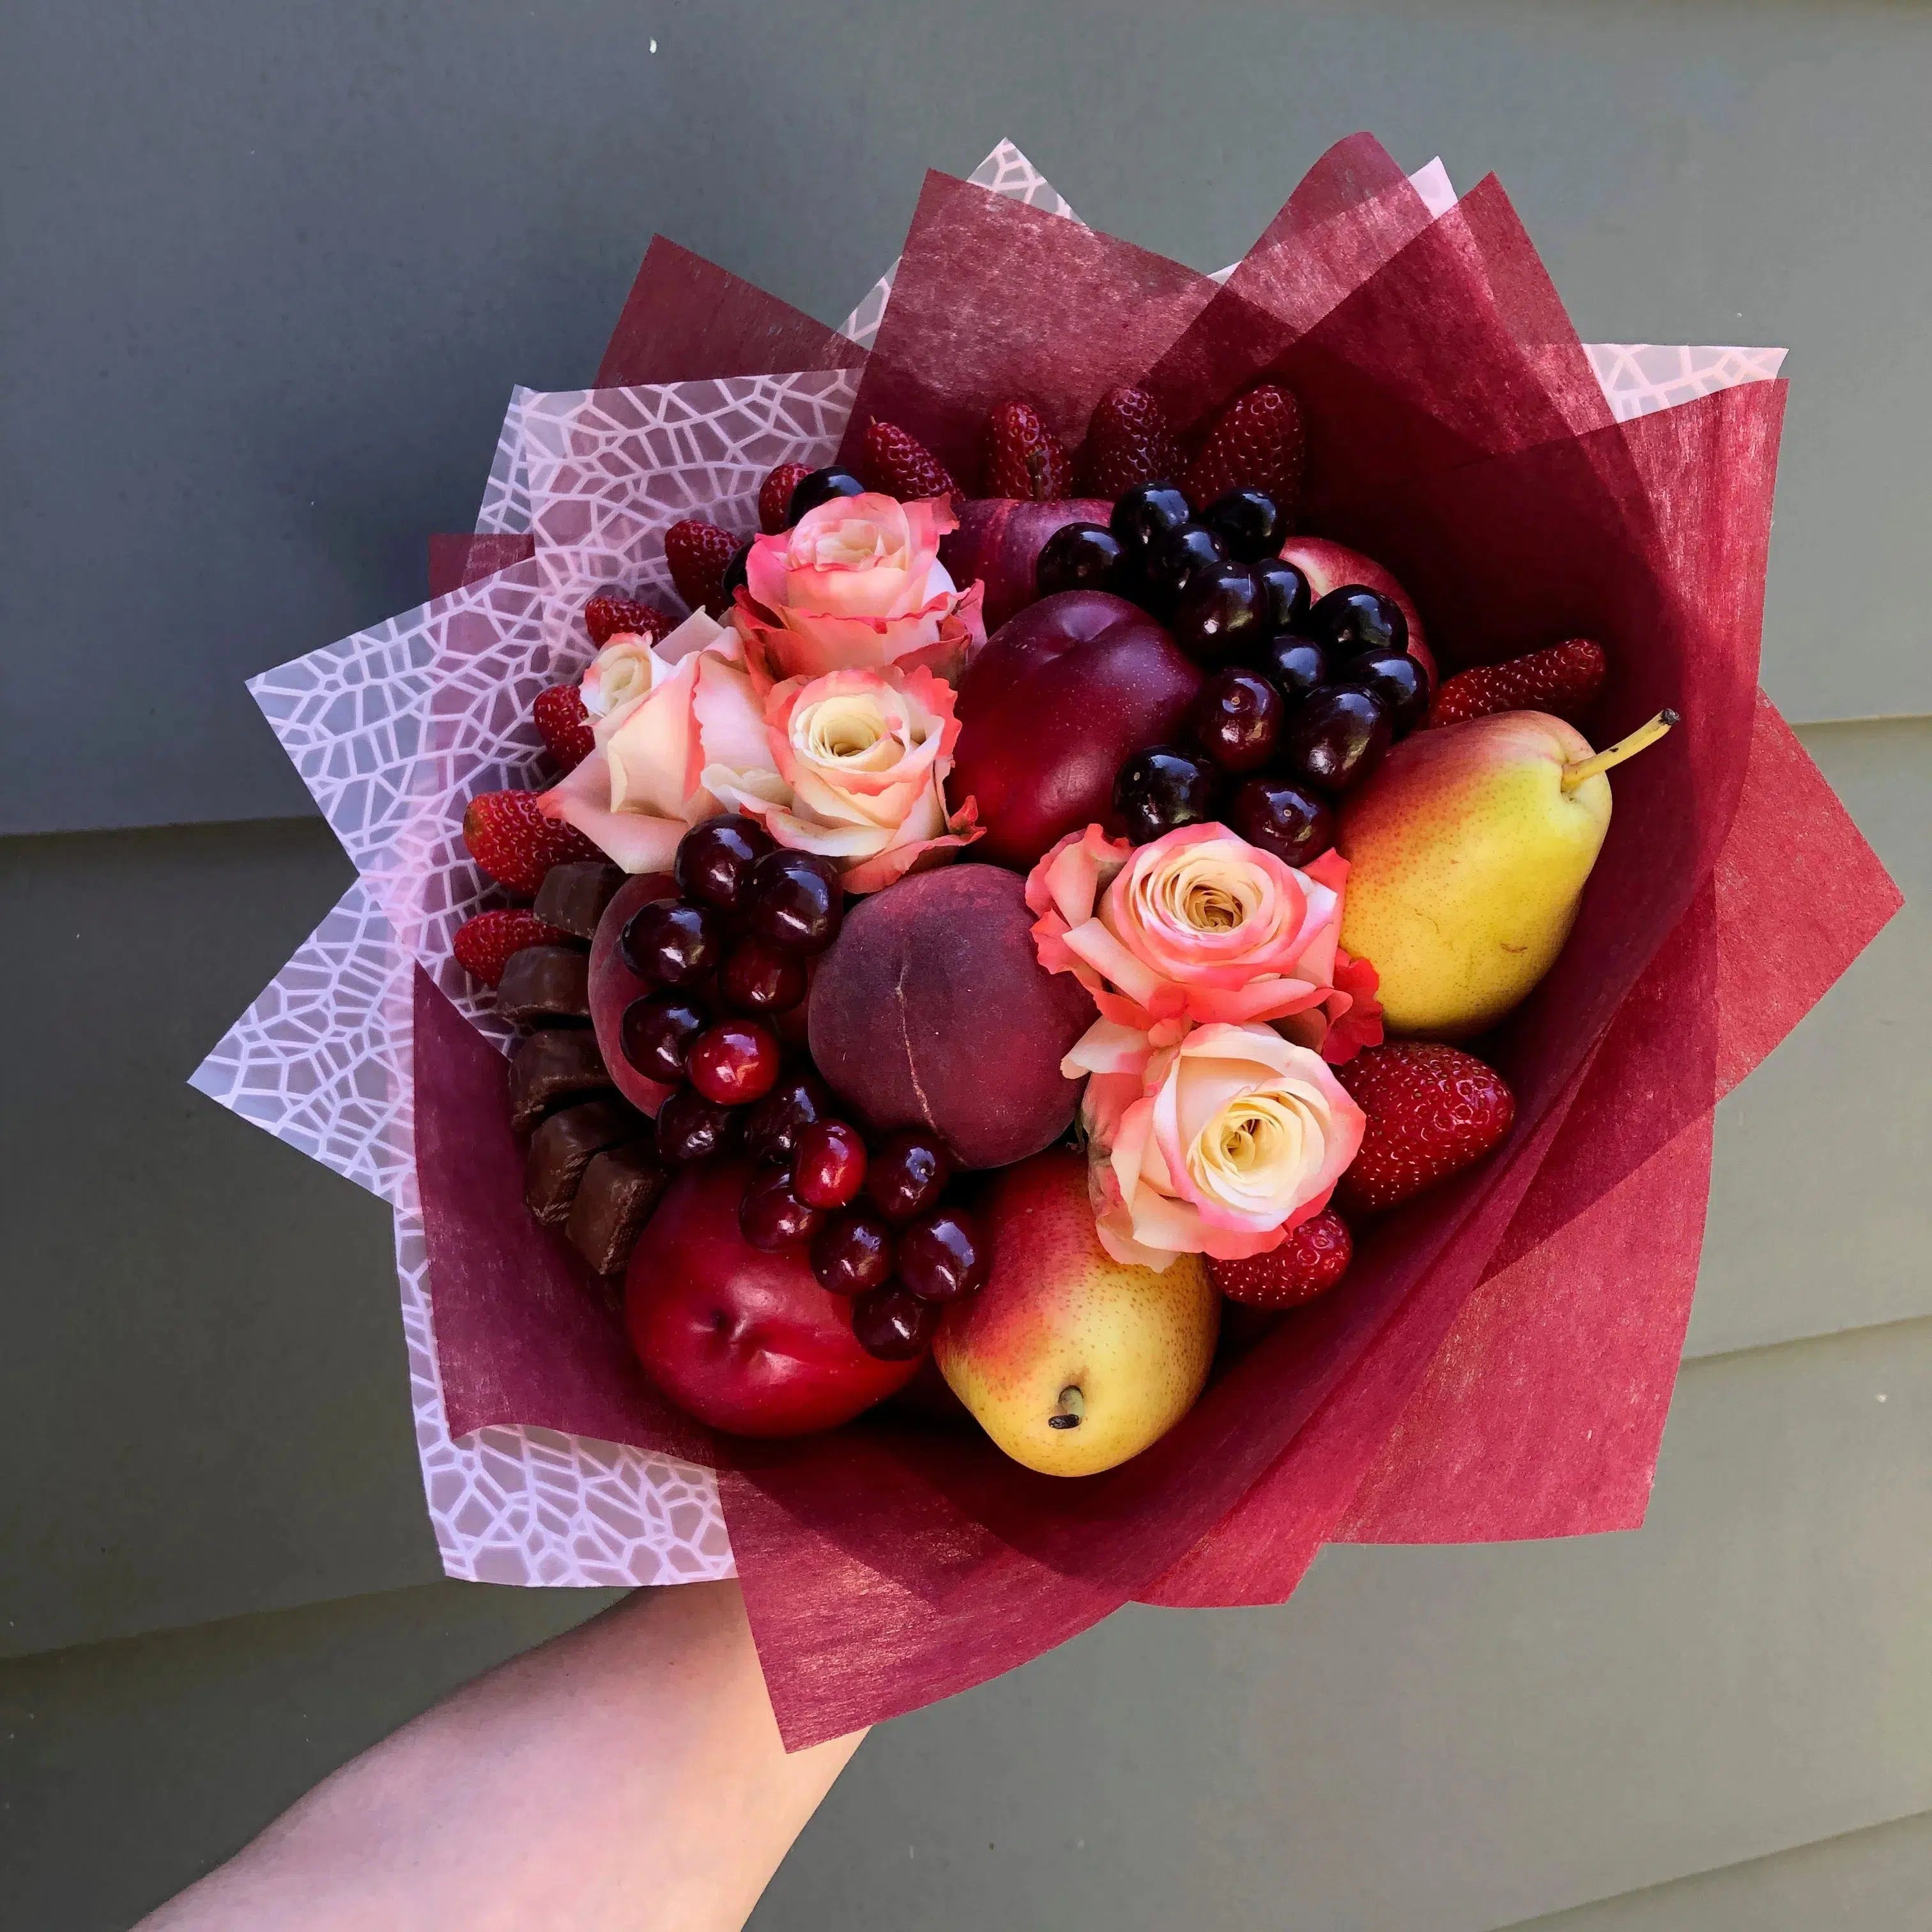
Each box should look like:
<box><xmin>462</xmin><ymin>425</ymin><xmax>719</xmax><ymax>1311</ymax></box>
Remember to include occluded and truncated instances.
<box><xmin>194</xmin><ymin>139</ymin><xmax>1790</xmax><ymax>1594</ymax></box>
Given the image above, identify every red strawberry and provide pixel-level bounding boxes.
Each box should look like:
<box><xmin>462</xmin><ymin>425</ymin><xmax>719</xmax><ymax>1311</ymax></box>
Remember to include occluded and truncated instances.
<box><xmin>583</xmin><ymin>589</ymin><xmax>675</xmax><ymax>647</ymax></box>
<box><xmin>461</xmin><ymin>788</ymin><xmax>601</xmax><ymax>897</ymax></box>
<box><xmin>1182</xmin><ymin>383</ymin><xmax>1305</xmax><ymax>516</ymax></box>
<box><xmin>758</xmin><ymin>462</ymin><xmax>812</xmax><ymax>534</ymax></box>
<box><xmin>1209</xmin><ymin>1208</ymin><xmax>1353</xmax><ymax>1308</ymax></box>
<box><xmin>1080</xmin><ymin>385</ymin><xmax>1182</xmax><ymax>496</ymax></box>
<box><xmin>1429</xmin><ymin>638</ymin><xmax>1609</xmax><ymax>730</ymax></box>
<box><xmin>532</xmin><ymin>684</ymin><xmax>594</xmax><ymax>766</ymax></box>
<box><xmin>857</xmin><ymin>419</ymin><xmax>961</xmax><ymax>508</ymax></box>
<box><xmin>451</xmin><ymin>907</ymin><xmax>571</xmax><ymax>988</ymax></box>
<box><xmin>1333</xmin><ymin>1043</ymin><xmax>1516</xmax><ymax>1214</ymax></box>
<box><xmin>664</xmin><ymin>519</ymin><xmax>740</xmax><ymax>614</ymax></box>
<box><xmin>981</xmin><ymin>401</ymin><xmax>1075</xmax><ymax>501</ymax></box>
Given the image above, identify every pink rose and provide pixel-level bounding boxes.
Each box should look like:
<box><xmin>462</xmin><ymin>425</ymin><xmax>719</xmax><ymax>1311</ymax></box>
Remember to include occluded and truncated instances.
<box><xmin>1026</xmin><ymin>822</ymin><xmax>1350</xmax><ymax>1031</ymax></box>
<box><xmin>1278</xmin><ymin>949</ymin><xmax>1385</xmax><ymax>1066</ymax></box>
<box><xmin>746</xmin><ymin>664</ymin><xmax>981</xmax><ymax>893</ymax></box>
<box><xmin>733</xmin><ymin>492</ymin><xmax>986</xmax><ymax>686</ymax></box>
<box><xmin>1066</xmin><ymin>1019</ymin><xmax>1367</xmax><ymax>1270</ymax></box>
<box><xmin>539</xmin><ymin>610</ymin><xmax>781</xmax><ymax>875</ymax></box>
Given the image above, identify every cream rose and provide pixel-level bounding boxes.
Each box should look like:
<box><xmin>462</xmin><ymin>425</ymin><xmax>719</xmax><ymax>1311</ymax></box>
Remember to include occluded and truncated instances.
<box><xmin>744</xmin><ymin>665</ymin><xmax>980</xmax><ymax>893</ymax></box>
<box><xmin>733</xmin><ymin>491</ymin><xmax>985</xmax><ymax>684</ymax></box>
<box><xmin>1066</xmin><ymin>1019</ymin><xmax>1366</xmax><ymax>1269</ymax></box>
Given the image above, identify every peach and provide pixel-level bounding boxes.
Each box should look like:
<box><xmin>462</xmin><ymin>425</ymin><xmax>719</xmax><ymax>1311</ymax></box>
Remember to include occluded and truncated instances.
<box><xmin>1278</xmin><ymin>535</ymin><xmax>1437</xmax><ymax>682</ymax></box>
<box><xmin>940</xmin><ymin>496</ymin><xmax>1114</xmax><ymax>632</ymax></box>
<box><xmin>806</xmin><ymin>864</ymin><xmax>1096</xmax><ymax>1169</ymax></box>
<box><xmin>950</xmin><ymin>590</ymin><xmax>1201</xmax><ymax>868</ymax></box>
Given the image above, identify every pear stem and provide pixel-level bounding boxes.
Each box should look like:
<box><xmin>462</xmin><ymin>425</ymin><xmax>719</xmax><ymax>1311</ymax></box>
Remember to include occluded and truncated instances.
<box><xmin>1561</xmin><ymin>709</ymin><xmax>1680</xmax><ymax>791</ymax></box>
<box><xmin>1048</xmin><ymin>1386</ymin><xmax>1085</xmax><ymax>1431</ymax></box>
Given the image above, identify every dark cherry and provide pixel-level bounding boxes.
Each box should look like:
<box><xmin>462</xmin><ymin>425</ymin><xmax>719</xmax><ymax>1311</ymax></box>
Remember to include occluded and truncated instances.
<box><xmin>1108</xmin><ymin>482</ymin><xmax>1193</xmax><ymax>558</ymax></box>
<box><xmin>850</xmin><ymin>1286</ymin><xmax>942</xmax><ymax>1361</ymax></box>
<box><xmin>718</xmin><ymin>935</ymin><xmax>808</xmax><ymax>1013</ymax></box>
<box><xmin>896</xmin><ymin>1208</ymin><xmax>989</xmax><ymax>1303</ymax></box>
<box><xmin>1036</xmin><ymin>521</ymin><xmax>1126</xmax><ymax>599</ymax></box>
<box><xmin>656</xmin><ymin>1086</ymin><xmax>740</xmax><ymax>1165</ymax></box>
<box><xmin>739</xmin><ymin>1070</ymin><xmax>832</xmax><ymax>1166</ymax></box>
<box><xmin>619</xmin><ymin>898</ymin><xmax>723</xmax><ymax>986</ymax></box>
<box><xmin>1112</xmin><ymin>746</ymin><xmax>1220</xmax><ymax>845</ymax></box>
<box><xmin>1254</xmin><ymin>559</ymin><xmax>1312</xmax><ymax>636</ymax></box>
<box><xmin>865</xmin><ymin>1131</ymin><xmax>952</xmax><ymax>1222</ymax></box>
<box><xmin>744</xmin><ymin>849</ymin><xmax>843</xmax><ymax>954</ymax></box>
<box><xmin>786</xmin><ymin>466</ymin><xmax>868</xmax><ymax>523</ymax></box>
<box><xmin>1141</xmin><ymin>523</ymin><xmax>1229</xmax><ymax>607</ymax></box>
<box><xmin>619</xmin><ymin>990</ymin><xmax>707</xmax><ymax>1084</ymax></box>
<box><xmin>809</xmin><ymin>1208</ymin><xmax>896</xmax><ymax>1297</ymax></box>
<box><xmin>1351</xmin><ymin>650</ymin><xmax>1432</xmax><ymax>735</ymax></box>
<box><xmin>675</xmin><ymin>813</ymin><xmax>775</xmax><ymax>910</ymax></box>
<box><xmin>792</xmin><ymin>1120</ymin><xmax>868</xmax><ymax>1210</ymax></box>
<box><xmin>719</xmin><ymin>540</ymin><xmax>753</xmax><ymax>609</ymax></box>
<box><xmin>1189</xmin><ymin>670</ymin><xmax>1283</xmax><ymax>774</ymax></box>
<box><xmin>1199</xmin><ymin>489</ymin><xmax>1287</xmax><ymax>563</ymax></box>
<box><xmin>1170</xmin><ymin>562</ymin><xmax>1268</xmax><ymax>665</ymax></box>
<box><xmin>1231</xmin><ymin>775</ymin><xmax>1335</xmax><ymax>868</ymax></box>
<box><xmin>1306</xmin><ymin>585</ymin><xmax>1409</xmax><ymax>661</ymax></box>
<box><xmin>1259</xmin><ymin>632</ymin><xmax>1330</xmax><ymax>703</ymax></box>
<box><xmin>1280</xmin><ymin>686</ymin><xmax>1394</xmax><ymax>792</ymax></box>
<box><xmin>737</xmin><ymin>1166</ymin><xmax>823</xmax><ymax>1252</ymax></box>
<box><xmin>685</xmin><ymin>1018</ymin><xmax>782</xmax><ymax>1107</ymax></box>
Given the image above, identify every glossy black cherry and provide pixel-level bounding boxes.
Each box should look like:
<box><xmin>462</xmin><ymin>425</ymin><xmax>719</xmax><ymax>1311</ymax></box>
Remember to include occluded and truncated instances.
<box><xmin>865</xmin><ymin>1131</ymin><xmax>951</xmax><ymax>1222</ymax></box>
<box><xmin>675</xmin><ymin>813</ymin><xmax>774</xmax><ymax>910</ymax></box>
<box><xmin>809</xmin><ymin>1208</ymin><xmax>895</xmax><ymax>1297</ymax></box>
<box><xmin>655</xmin><ymin>1087</ymin><xmax>739</xmax><ymax>1165</ymax></box>
<box><xmin>1253</xmin><ymin>560</ymin><xmax>1312</xmax><ymax>636</ymax></box>
<box><xmin>619</xmin><ymin>898</ymin><xmax>722</xmax><ymax>986</ymax></box>
<box><xmin>1113</xmin><ymin>746</ymin><xmax>1220</xmax><ymax>845</ymax></box>
<box><xmin>1306</xmin><ymin>585</ymin><xmax>1409</xmax><ymax>661</ymax></box>
<box><xmin>619</xmin><ymin>990</ymin><xmax>707</xmax><ymax>1084</ymax></box>
<box><xmin>786</xmin><ymin>467</ymin><xmax>868</xmax><ymax>523</ymax></box>
<box><xmin>1230</xmin><ymin>776</ymin><xmax>1335</xmax><ymax>868</ymax></box>
<box><xmin>739</xmin><ymin>1070</ymin><xmax>832</xmax><ymax>1166</ymax></box>
<box><xmin>1170</xmin><ymin>562</ymin><xmax>1268</xmax><ymax>665</ymax></box>
<box><xmin>744</xmin><ymin>850</ymin><xmax>843</xmax><ymax>954</ymax></box>
<box><xmin>1351</xmin><ymin>650</ymin><xmax>1432</xmax><ymax>735</ymax></box>
<box><xmin>1199</xmin><ymin>489</ymin><xmax>1287</xmax><ymax>563</ymax></box>
<box><xmin>1188</xmin><ymin>670</ymin><xmax>1283</xmax><ymax>774</ymax></box>
<box><xmin>1279</xmin><ymin>686</ymin><xmax>1393</xmax><ymax>792</ymax></box>
<box><xmin>717</xmin><ymin>935</ymin><xmax>808</xmax><ymax>1013</ymax></box>
<box><xmin>1141</xmin><ymin>523</ymin><xmax>1228</xmax><ymax>607</ymax></box>
<box><xmin>737</xmin><ymin>1167</ymin><xmax>823</xmax><ymax>1252</ymax></box>
<box><xmin>896</xmin><ymin>1209</ymin><xmax>989</xmax><ymax>1302</ymax></box>
<box><xmin>1035</xmin><ymin>521</ymin><xmax>1125</xmax><ymax>599</ymax></box>
<box><xmin>1108</xmin><ymin>483</ymin><xmax>1192</xmax><ymax>558</ymax></box>
<box><xmin>850</xmin><ymin>1286</ymin><xmax>942</xmax><ymax>1361</ymax></box>
<box><xmin>1259</xmin><ymin>632</ymin><xmax>1330</xmax><ymax>703</ymax></box>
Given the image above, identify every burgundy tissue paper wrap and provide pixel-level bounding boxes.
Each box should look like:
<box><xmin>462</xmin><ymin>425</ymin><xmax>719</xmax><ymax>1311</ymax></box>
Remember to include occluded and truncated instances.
<box><xmin>412</xmin><ymin>136</ymin><xmax>1901</xmax><ymax>1745</ymax></box>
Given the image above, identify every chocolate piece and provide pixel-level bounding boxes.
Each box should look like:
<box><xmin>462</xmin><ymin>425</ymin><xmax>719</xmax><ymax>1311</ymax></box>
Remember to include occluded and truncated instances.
<box><xmin>498</xmin><ymin>944</ymin><xmax>590</xmax><ymax>1025</ymax></box>
<box><xmin>566</xmin><ymin>1143</ymin><xmax>671</xmax><ymax>1275</ymax></box>
<box><xmin>525</xmin><ymin>1100</ymin><xmax>636</xmax><ymax>1225</ymax></box>
<box><xmin>533</xmin><ymin>861</ymin><xmax>626</xmax><ymax>941</ymax></box>
<box><xmin>509</xmin><ymin>1028</ymin><xmax>613</xmax><ymax>1134</ymax></box>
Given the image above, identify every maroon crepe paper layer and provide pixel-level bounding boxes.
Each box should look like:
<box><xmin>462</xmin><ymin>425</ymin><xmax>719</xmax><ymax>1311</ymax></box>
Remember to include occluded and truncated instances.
<box><xmin>410</xmin><ymin>138</ymin><xmax>1901</xmax><ymax>1745</ymax></box>
<box><xmin>427</xmin><ymin>532</ymin><xmax>537</xmax><ymax>601</ymax></box>
<box><xmin>597</xmin><ymin>235</ymin><xmax>866</xmax><ymax>390</ymax></box>
<box><xmin>835</xmin><ymin>170</ymin><xmax>1218</xmax><ymax>489</ymax></box>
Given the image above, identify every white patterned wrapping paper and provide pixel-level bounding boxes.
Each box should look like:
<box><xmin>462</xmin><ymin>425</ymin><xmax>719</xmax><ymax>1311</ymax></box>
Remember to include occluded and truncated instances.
<box><xmin>193</xmin><ymin>139</ymin><xmax>1787</xmax><ymax>1593</ymax></box>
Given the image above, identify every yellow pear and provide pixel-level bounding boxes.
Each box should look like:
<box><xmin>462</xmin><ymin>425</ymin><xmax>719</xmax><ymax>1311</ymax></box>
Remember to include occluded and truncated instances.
<box><xmin>935</xmin><ymin>1149</ymin><xmax>1218</xmax><ymax>1477</ymax></box>
<box><xmin>1337</xmin><ymin>709</ymin><xmax>1676</xmax><ymax>1038</ymax></box>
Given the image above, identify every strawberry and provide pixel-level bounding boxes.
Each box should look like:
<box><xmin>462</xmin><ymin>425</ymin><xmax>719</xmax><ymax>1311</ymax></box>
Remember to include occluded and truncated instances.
<box><xmin>1182</xmin><ymin>383</ymin><xmax>1305</xmax><ymax>516</ymax></box>
<box><xmin>1429</xmin><ymin>638</ymin><xmax>1608</xmax><ymax>730</ymax></box>
<box><xmin>758</xmin><ymin>462</ymin><xmax>811</xmax><ymax>533</ymax></box>
<box><xmin>1080</xmin><ymin>385</ymin><xmax>1182</xmax><ymax>496</ymax></box>
<box><xmin>857</xmin><ymin>418</ymin><xmax>961</xmax><ymax>507</ymax></box>
<box><xmin>461</xmin><ymin>788</ymin><xmax>601</xmax><ymax>897</ymax></box>
<box><xmin>980</xmin><ymin>401</ymin><xmax>1075</xmax><ymax>501</ymax></box>
<box><xmin>1209</xmin><ymin>1208</ymin><xmax>1353</xmax><ymax>1308</ymax></box>
<box><xmin>532</xmin><ymin>684</ymin><xmax>594</xmax><ymax>766</ymax></box>
<box><xmin>664</xmin><ymin>518</ymin><xmax>740</xmax><ymax>614</ymax></box>
<box><xmin>1333</xmin><ymin>1043</ymin><xmax>1516</xmax><ymax>1214</ymax></box>
<box><xmin>583</xmin><ymin>589</ymin><xmax>675</xmax><ymax>647</ymax></box>
<box><xmin>451</xmin><ymin>907</ymin><xmax>571</xmax><ymax>988</ymax></box>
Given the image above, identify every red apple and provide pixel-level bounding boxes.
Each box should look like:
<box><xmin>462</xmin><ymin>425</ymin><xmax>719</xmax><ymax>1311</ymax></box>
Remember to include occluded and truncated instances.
<box><xmin>940</xmin><ymin>496</ymin><xmax>1113</xmax><ymax>632</ymax></box>
<box><xmin>625</xmin><ymin>1157</ymin><xmax>920</xmax><ymax>1436</ymax></box>
<box><xmin>588</xmin><ymin>873</ymin><xmax>678</xmax><ymax>1117</ymax></box>
<box><xmin>951</xmin><ymin>590</ymin><xmax>1201</xmax><ymax>868</ymax></box>
<box><xmin>1276</xmin><ymin>536</ymin><xmax>1436</xmax><ymax>682</ymax></box>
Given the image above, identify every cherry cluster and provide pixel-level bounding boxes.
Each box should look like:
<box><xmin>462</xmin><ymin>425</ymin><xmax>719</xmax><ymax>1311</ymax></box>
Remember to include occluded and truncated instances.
<box><xmin>1036</xmin><ymin>483</ymin><xmax>1435</xmax><ymax>864</ymax></box>
<box><xmin>618</xmin><ymin>812</ymin><xmax>988</xmax><ymax>1361</ymax></box>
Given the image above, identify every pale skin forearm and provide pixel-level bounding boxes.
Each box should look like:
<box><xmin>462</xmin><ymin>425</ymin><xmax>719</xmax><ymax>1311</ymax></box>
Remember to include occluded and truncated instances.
<box><xmin>135</xmin><ymin>1580</ymin><xmax>863</xmax><ymax>1932</ymax></box>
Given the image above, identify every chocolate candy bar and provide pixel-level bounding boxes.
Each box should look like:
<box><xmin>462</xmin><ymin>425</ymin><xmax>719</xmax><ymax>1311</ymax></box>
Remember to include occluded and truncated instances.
<box><xmin>525</xmin><ymin>1100</ymin><xmax>637</xmax><ymax>1225</ymax></box>
<box><xmin>566</xmin><ymin>1143</ymin><xmax>671</xmax><ymax>1275</ymax></box>
<box><xmin>509</xmin><ymin>1028</ymin><xmax>613</xmax><ymax>1135</ymax></box>
<box><xmin>533</xmin><ymin>861</ymin><xmax>625</xmax><ymax>941</ymax></box>
<box><xmin>498</xmin><ymin>944</ymin><xmax>590</xmax><ymax>1025</ymax></box>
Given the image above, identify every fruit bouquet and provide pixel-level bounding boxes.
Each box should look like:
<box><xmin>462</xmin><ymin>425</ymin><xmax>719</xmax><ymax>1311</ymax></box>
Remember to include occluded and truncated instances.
<box><xmin>198</xmin><ymin>137</ymin><xmax>1901</xmax><ymax>1747</ymax></box>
